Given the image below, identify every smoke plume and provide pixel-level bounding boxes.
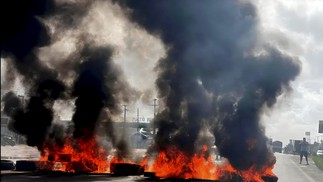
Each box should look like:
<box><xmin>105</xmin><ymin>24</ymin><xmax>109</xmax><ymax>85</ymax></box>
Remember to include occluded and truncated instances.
<box><xmin>1</xmin><ymin>0</ymin><xmax>137</xmax><ymax>157</ymax></box>
<box><xmin>1</xmin><ymin>0</ymin><xmax>73</xmax><ymax>150</ymax></box>
<box><xmin>1</xmin><ymin>0</ymin><xmax>302</xmax><ymax>171</ymax></box>
<box><xmin>71</xmin><ymin>45</ymin><xmax>121</xmax><ymax>139</ymax></box>
<box><xmin>116</xmin><ymin>0</ymin><xmax>301</xmax><ymax>170</ymax></box>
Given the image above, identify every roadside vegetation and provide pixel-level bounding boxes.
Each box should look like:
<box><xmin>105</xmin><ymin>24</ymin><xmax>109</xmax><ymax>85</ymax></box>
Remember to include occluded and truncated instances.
<box><xmin>311</xmin><ymin>155</ymin><xmax>323</xmax><ymax>171</ymax></box>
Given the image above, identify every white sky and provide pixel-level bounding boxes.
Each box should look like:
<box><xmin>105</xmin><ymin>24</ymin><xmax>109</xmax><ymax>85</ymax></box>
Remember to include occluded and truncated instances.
<box><xmin>255</xmin><ymin>0</ymin><xmax>323</xmax><ymax>145</ymax></box>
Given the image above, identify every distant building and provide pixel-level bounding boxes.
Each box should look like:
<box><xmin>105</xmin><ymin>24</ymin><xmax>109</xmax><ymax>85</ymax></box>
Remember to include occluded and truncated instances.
<box><xmin>1</xmin><ymin>113</ymin><xmax>26</xmax><ymax>146</ymax></box>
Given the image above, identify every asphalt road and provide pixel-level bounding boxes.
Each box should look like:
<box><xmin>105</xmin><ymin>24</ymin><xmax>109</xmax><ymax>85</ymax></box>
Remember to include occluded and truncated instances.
<box><xmin>2</xmin><ymin>153</ymin><xmax>323</xmax><ymax>182</ymax></box>
<box><xmin>273</xmin><ymin>153</ymin><xmax>323</xmax><ymax>182</ymax></box>
<box><xmin>0</xmin><ymin>172</ymin><xmax>142</xmax><ymax>182</ymax></box>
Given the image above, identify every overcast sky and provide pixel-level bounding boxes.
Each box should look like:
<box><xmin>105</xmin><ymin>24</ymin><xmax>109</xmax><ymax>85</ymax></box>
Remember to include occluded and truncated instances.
<box><xmin>1</xmin><ymin>0</ymin><xmax>322</xmax><ymax>146</ymax></box>
<box><xmin>255</xmin><ymin>0</ymin><xmax>323</xmax><ymax>145</ymax></box>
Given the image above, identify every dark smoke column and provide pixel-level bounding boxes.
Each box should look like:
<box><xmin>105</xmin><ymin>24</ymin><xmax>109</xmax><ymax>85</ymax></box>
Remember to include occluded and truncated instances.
<box><xmin>1</xmin><ymin>0</ymin><xmax>133</xmax><ymax>156</ymax></box>
<box><xmin>2</xmin><ymin>80</ymin><xmax>65</xmax><ymax>150</ymax></box>
<box><xmin>71</xmin><ymin>45</ymin><xmax>134</xmax><ymax>159</ymax></box>
<box><xmin>116</xmin><ymin>0</ymin><xmax>300</xmax><ymax>170</ymax></box>
<box><xmin>72</xmin><ymin>46</ymin><xmax>114</xmax><ymax>140</ymax></box>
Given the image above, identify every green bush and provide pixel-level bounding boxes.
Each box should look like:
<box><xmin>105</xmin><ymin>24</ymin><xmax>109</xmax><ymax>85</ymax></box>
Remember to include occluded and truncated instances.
<box><xmin>311</xmin><ymin>155</ymin><xmax>323</xmax><ymax>171</ymax></box>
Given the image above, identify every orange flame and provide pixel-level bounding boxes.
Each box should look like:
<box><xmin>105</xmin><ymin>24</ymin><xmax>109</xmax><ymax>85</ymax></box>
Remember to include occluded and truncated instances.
<box><xmin>143</xmin><ymin>145</ymin><xmax>276</xmax><ymax>181</ymax></box>
<box><xmin>39</xmin><ymin>137</ymin><xmax>108</xmax><ymax>173</ymax></box>
<box><xmin>39</xmin><ymin>138</ymin><xmax>276</xmax><ymax>181</ymax></box>
<box><xmin>237</xmin><ymin>165</ymin><xmax>276</xmax><ymax>182</ymax></box>
<box><xmin>110</xmin><ymin>157</ymin><xmax>137</xmax><ymax>165</ymax></box>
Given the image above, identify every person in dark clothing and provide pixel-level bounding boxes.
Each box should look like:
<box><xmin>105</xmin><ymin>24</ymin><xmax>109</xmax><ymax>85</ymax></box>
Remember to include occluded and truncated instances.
<box><xmin>299</xmin><ymin>137</ymin><xmax>309</xmax><ymax>165</ymax></box>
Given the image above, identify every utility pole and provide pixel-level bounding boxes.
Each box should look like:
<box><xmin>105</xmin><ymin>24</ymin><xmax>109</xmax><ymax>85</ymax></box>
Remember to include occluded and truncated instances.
<box><xmin>122</xmin><ymin>105</ymin><xmax>127</xmax><ymax>134</ymax></box>
<box><xmin>137</xmin><ymin>108</ymin><xmax>139</xmax><ymax>132</ymax></box>
<box><xmin>152</xmin><ymin>98</ymin><xmax>158</xmax><ymax>135</ymax></box>
<box><xmin>17</xmin><ymin>95</ymin><xmax>25</xmax><ymax>144</ymax></box>
<box><xmin>18</xmin><ymin>95</ymin><xmax>25</xmax><ymax>107</ymax></box>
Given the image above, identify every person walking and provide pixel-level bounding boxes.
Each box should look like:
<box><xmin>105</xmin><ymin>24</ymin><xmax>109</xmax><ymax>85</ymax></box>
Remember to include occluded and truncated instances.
<box><xmin>299</xmin><ymin>137</ymin><xmax>309</xmax><ymax>165</ymax></box>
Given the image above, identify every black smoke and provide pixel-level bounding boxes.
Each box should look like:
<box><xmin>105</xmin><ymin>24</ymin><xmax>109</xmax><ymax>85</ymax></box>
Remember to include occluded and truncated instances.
<box><xmin>1</xmin><ymin>0</ymin><xmax>91</xmax><ymax>86</ymax></box>
<box><xmin>116</xmin><ymin>0</ymin><xmax>301</xmax><ymax>170</ymax></box>
<box><xmin>1</xmin><ymin>0</ymin><xmax>68</xmax><ymax>150</ymax></box>
<box><xmin>1</xmin><ymin>0</ymin><xmax>53</xmax><ymax>59</ymax></box>
<box><xmin>1</xmin><ymin>0</ymin><xmax>134</xmax><ymax>158</ymax></box>
<box><xmin>1</xmin><ymin>0</ymin><xmax>58</xmax><ymax>89</ymax></box>
<box><xmin>1</xmin><ymin>92</ymin><xmax>22</xmax><ymax>116</ymax></box>
<box><xmin>2</xmin><ymin>80</ymin><xmax>65</xmax><ymax>149</ymax></box>
<box><xmin>72</xmin><ymin>46</ymin><xmax>114</xmax><ymax>139</ymax></box>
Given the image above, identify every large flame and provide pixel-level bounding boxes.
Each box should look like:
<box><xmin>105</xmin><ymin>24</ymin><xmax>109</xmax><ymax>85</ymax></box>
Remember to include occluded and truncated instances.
<box><xmin>39</xmin><ymin>139</ymin><xmax>275</xmax><ymax>181</ymax></box>
<box><xmin>39</xmin><ymin>136</ymin><xmax>143</xmax><ymax>174</ymax></box>
<box><xmin>39</xmin><ymin>137</ymin><xmax>108</xmax><ymax>173</ymax></box>
<box><xmin>144</xmin><ymin>145</ymin><xmax>220</xmax><ymax>180</ymax></box>
<box><xmin>143</xmin><ymin>145</ymin><xmax>276</xmax><ymax>182</ymax></box>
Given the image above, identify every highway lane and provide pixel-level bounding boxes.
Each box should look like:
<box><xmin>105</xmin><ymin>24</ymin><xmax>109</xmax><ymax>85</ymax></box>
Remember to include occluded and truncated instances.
<box><xmin>1</xmin><ymin>172</ymin><xmax>139</xmax><ymax>182</ymax></box>
<box><xmin>2</xmin><ymin>153</ymin><xmax>323</xmax><ymax>181</ymax></box>
<box><xmin>273</xmin><ymin>153</ymin><xmax>323</xmax><ymax>182</ymax></box>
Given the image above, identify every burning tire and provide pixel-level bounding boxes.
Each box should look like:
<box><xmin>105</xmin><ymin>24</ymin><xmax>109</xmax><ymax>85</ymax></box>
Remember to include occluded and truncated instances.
<box><xmin>143</xmin><ymin>171</ymin><xmax>156</xmax><ymax>178</ymax></box>
<box><xmin>110</xmin><ymin>163</ymin><xmax>144</xmax><ymax>176</ymax></box>
<box><xmin>15</xmin><ymin>160</ymin><xmax>39</xmax><ymax>171</ymax></box>
<box><xmin>262</xmin><ymin>175</ymin><xmax>279</xmax><ymax>182</ymax></box>
<box><xmin>1</xmin><ymin>160</ymin><xmax>15</xmax><ymax>170</ymax></box>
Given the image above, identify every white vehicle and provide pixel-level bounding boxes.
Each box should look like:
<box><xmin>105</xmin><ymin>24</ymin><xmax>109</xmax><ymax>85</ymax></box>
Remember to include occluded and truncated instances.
<box><xmin>316</xmin><ymin>149</ymin><xmax>323</xmax><ymax>156</ymax></box>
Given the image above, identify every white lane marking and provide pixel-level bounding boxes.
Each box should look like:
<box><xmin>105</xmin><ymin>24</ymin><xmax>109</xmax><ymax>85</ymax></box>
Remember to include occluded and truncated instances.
<box><xmin>290</xmin><ymin>157</ymin><xmax>316</xmax><ymax>182</ymax></box>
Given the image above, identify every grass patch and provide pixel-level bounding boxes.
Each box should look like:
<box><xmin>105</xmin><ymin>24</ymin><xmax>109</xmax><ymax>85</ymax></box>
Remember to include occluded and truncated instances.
<box><xmin>311</xmin><ymin>155</ymin><xmax>323</xmax><ymax>171</ymax></box>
